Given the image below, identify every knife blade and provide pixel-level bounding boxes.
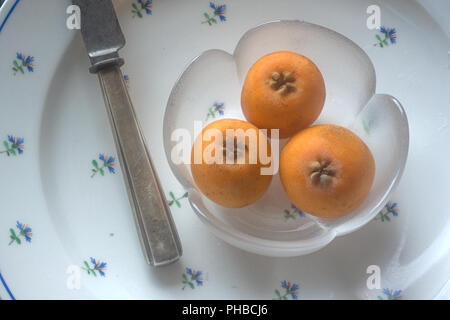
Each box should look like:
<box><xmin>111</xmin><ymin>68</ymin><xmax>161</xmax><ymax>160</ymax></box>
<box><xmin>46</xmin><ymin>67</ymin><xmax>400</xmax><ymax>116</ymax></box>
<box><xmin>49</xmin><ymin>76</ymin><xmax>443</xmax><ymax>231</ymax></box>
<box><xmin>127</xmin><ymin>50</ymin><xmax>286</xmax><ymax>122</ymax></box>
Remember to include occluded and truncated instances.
<box><xmin>73</xmin><ymin>0</ymin><xmax>182</xmax><ymax>266</ymax></box>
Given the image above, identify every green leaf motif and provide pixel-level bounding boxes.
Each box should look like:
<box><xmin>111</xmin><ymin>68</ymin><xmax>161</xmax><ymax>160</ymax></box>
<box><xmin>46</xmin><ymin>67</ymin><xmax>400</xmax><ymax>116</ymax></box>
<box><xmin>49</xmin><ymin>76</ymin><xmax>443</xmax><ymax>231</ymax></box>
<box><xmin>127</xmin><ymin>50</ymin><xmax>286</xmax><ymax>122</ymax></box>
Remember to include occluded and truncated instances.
<box><xmin>362</xmin><ymin>119</ymin><xmax>371</xmax><ymax>135</ymax></box>
<box><xmin>92</xmin><ymin>160</ymin><xmax>99</xmax><ymax>169</ymax></box>
<box><xmin>13</xmin><ymin>60</ymin><xmax>24</xmax><ymax>74</ymax></box>
<box><xmin>83</xmin><ymin>261</ymin><xmax>97</xmax><ymax>277</ymax></box>
<box><xmin>14</xmin><ymin>60</ymin><xmax>25</xmax><ymax>74</ymax></box>
<box><xmin>168</xmin><ymin>191</ymin><xmax>188</xmax><ymax>208</ymax></box>
<box><xmin>132</xmin><ymin>3</ymin><xmax>144</xmax><ymax>18</ymax></box>
<box><xmin>275</xmin><ymin>289</ymin><xmax>281</xmax><ymax>299</ymax></box>
<box><xmin>9</xmin><ymin>228</ymin><xmax>20</xmax><ymax>245</ymax></box>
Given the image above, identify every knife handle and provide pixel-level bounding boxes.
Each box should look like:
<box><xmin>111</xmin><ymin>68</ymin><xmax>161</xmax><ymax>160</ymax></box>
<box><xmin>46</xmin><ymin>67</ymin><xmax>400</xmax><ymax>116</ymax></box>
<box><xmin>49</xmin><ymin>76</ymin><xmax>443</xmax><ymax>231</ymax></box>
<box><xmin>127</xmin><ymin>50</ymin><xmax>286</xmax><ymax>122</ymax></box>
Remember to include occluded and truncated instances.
<box><xmin>98</xmin><ymin>65</ymin><xmax>182</xmax><ymax>266</ymax></box>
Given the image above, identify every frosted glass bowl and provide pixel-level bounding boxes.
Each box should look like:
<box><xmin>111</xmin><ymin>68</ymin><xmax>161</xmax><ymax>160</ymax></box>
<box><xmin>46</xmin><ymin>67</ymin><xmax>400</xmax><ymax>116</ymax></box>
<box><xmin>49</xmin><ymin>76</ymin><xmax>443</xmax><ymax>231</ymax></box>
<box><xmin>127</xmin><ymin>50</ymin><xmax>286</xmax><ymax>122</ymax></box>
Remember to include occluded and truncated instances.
<box><xmin>163</xmin><ymin>20</ymin><xmax>409</xmax><ymax>257</ymax></box>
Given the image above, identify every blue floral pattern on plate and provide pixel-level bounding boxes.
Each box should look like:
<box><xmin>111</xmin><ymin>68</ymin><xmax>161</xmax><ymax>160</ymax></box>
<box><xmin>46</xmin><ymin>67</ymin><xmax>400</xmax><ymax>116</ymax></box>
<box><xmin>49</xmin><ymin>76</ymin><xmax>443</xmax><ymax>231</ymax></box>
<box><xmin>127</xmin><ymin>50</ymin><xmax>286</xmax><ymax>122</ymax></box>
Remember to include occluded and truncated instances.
<box><xmin>378</xmin><ymin>288</ymin><xmax>402</xmax><ymax>300</ymax></box>
<box><xmin>374</xmin><ymin>26</ymin><xmax>397</xmax><ymax>47</ymax></box>
<box><xmin>132</xmin><ymin>0</ymin><xmax>152</xmax><ymax>18</ymax></box>
<box><xmin>284</xmin><ymin>204</ymin><xmax>306</xmax><ymax>220</ymax></box>
<box><xmin>91</xmin><ymin>154</ymin><xmax>116</xmax><ymax>178</ymax></box>
<box><xmin>1</xmin><ymin>135</ymin><xmax>24</xmax><ymax>156</ymax></box>
<box><xmin>182</xmin><ymin>267</ymin><xmax>203</xmax><ymax>290</ymax></box>
<box><xmin>206</xmin><ymin>102</ymin><xmax>225</xmax><ymax>121</ymax></box>
<box><xmin>202</xmin><ymin>2</ymin><xmax>226</xmax><ymax>25</ymax></box>
<box><xmin>12</xmin><ymin>52</ymin><xmax>34</xmax><ymax>74</ymax></box>
<box><xmin>274</xmin><ymin>280</ymin><xmax>299</xmax><ymax>300</ymax></box>
<box><xmin>9</xmin><ymin>221</ymin><xmax>32</xmax><ymax>245</ymax></box>
<box><xmin>375</xmin><ymin>201</ymin><xmax>399</xmax><ymax>222</ymax></box>
<box><xmin>82</xmin><ymin>258</ymin><xmax>107</xmax><ymax>277</ymax></box>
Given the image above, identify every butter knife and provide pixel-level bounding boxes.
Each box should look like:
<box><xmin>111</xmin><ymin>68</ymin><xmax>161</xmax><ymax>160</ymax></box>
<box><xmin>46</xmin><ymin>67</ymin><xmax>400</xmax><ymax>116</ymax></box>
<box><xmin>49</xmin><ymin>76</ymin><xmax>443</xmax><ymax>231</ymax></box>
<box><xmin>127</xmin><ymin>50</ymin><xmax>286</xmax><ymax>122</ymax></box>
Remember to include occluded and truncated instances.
<box><xmin>73</xmin><ymin>0</ymin><xmax>182</xmax><ymax>266</ymax></box>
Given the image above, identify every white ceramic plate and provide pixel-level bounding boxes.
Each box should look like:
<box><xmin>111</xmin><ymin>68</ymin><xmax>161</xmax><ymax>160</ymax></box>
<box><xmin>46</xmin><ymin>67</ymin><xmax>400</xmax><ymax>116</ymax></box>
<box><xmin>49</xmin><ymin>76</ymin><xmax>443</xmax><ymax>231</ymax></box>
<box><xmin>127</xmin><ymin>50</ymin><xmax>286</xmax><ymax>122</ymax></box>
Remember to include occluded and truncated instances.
<box><xmin>0</xmin><ymin>0</ymin><xmax>449</xmax><ymax>300</ymax></box>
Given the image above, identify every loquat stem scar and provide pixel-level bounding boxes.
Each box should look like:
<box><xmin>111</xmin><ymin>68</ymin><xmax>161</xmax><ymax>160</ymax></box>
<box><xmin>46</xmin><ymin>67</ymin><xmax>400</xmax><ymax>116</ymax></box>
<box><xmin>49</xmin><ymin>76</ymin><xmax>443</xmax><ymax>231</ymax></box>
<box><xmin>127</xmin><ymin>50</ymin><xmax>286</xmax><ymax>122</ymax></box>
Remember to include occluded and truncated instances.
<box><xmin>267</xmin><ymin>71</ymin><xmax>297</xmax><ymax>95</ymax></box>
<box><xmin>309</xmin><ymin>160</ymin><xmax>336</xmax><ymax>187</ymax></box>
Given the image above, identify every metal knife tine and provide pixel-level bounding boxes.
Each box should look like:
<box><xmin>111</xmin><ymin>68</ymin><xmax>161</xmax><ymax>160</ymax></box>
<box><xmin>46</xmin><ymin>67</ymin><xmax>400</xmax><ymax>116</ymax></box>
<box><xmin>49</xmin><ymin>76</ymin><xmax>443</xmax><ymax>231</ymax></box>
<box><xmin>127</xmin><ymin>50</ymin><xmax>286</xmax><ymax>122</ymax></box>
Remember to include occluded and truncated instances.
<box><xmin>72</xmin><ymin>0</ymin><xmax>125</xmax><ymax>73</ymax></box>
